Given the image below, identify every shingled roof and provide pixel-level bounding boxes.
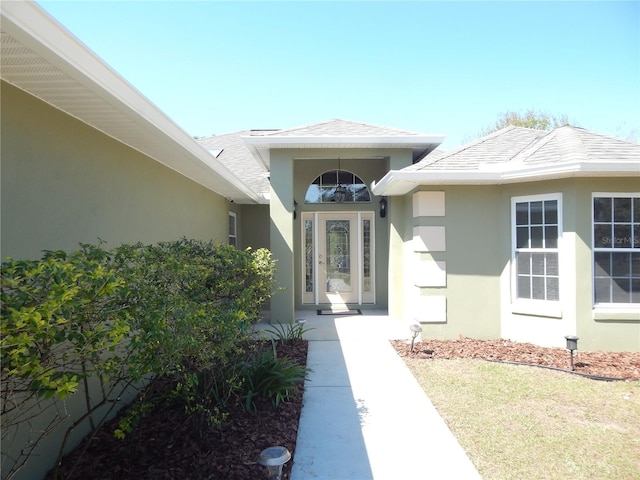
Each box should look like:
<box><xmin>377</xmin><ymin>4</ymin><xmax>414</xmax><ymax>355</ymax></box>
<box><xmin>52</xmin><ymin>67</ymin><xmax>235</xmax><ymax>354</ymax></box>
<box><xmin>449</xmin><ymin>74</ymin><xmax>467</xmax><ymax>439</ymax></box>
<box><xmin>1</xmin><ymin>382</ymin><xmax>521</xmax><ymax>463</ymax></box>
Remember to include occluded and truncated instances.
<box><xmin>411</xmin><ymin>125</ymin><xmax>640</xmax><ymax>171</ymax></box>
<box><xmin>197</xmin><ymin>131</ymin><xmax>270</xmax><ymax>202</ymax></box>
<box><xmin>373</xmin><ymin>125</ymin><xmax>640</xmax><ymax>195</ymax></box>
<box><xmin>249</xmin><ymin>118</ymin><xmax>430</xmax><ymax>138</ymax></box>
<box><xmin>242</xmin><ymin>119</ymin><xmax>445</xmax><ymax>167</ymax></box>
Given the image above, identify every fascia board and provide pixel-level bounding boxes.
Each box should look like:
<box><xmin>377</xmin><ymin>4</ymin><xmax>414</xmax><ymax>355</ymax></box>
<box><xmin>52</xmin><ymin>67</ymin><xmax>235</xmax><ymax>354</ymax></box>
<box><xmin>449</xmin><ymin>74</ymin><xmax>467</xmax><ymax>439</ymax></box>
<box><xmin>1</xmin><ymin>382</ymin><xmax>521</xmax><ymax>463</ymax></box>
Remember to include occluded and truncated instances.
<box><xmin>2</xmin><ymin>2</ymin><xmax>261</xmax><ymax>204</ymax></box>
<box><xmin>243</xmin><ymin>143</ymin><xmax>271</xmax><ymax>170</ymax></box>
<box><xmin>496</xmin><ymin>161</ymin><xmax>640</xmax><ymax>181</ymax></box>
<box><xmin>373</xmin><ymin>162</ymin><xmax>640</xmax><ymax>196</ymax></box>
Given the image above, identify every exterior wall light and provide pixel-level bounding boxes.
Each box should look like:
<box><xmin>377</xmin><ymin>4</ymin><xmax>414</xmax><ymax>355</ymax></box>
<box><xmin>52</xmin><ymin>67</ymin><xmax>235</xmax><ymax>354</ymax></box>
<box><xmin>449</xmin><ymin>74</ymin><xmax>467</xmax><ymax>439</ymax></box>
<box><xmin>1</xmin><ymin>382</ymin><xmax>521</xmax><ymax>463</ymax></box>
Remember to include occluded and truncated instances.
<box><xmin>379</xmin><ymin>197</ymin><xmax>387</xmax><ymax>218</ymax></box>
<box><xmin>293</xmin><ymin>200</ymin><xmax>298</xmax><ymax>220</ymax></box>
<box><xmin>410</xmin><ymin>324</ymin><xmax>423</xmax><ymax>352</ymax></box>
<box><xmin>564</xmin><ymin>335</ymin><xmax>579</xmax><ymax>371</ymax></box>
<box><xmin>258</xmin><ymin>446</ymin><xmax>291</xmax><ymax>480</ymax></box>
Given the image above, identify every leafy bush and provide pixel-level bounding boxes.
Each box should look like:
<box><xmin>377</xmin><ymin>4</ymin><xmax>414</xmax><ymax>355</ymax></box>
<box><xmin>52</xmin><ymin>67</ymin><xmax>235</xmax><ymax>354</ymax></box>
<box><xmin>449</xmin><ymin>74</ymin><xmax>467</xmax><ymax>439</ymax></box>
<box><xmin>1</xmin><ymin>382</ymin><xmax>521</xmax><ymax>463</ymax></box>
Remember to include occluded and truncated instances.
<box><xmin>1</xmin><ymin>244</ymin><xmax>134</xmax><ymax>479</ymax></box>
<box><xmin>1</xmin><ymin>239</ymin><xmax>276</xmax><ymax>479</ymax></box>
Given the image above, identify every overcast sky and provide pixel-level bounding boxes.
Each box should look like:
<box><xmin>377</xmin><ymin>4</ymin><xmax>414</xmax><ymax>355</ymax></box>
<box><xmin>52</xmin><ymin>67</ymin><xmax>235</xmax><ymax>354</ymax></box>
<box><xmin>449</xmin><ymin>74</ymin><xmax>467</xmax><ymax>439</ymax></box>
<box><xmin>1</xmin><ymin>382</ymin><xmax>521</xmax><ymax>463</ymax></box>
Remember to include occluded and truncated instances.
<box><xmin>38</xmin><ymin>0</ymin><xmax>640</xmax><ymax>149</ymax></box>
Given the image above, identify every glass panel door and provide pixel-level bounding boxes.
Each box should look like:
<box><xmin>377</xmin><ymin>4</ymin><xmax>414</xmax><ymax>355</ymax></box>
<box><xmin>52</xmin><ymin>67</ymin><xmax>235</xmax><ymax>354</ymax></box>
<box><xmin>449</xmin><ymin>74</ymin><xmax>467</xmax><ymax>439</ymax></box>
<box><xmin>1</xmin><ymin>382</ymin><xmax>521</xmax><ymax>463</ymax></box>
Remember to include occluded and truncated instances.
<box><xmin>302</xmin><ymin>212</ymin><xmax>374</xmax><ymax>305</ymax></box>
<box><xmin>318</xmin><ymin>213</ymin><xmax>357</xmax><ymax>304</ymax></box>
<box><xmin>325</xmin><ymin>219</ymin><xmax>352</xmax><ymax>293</ymax></box>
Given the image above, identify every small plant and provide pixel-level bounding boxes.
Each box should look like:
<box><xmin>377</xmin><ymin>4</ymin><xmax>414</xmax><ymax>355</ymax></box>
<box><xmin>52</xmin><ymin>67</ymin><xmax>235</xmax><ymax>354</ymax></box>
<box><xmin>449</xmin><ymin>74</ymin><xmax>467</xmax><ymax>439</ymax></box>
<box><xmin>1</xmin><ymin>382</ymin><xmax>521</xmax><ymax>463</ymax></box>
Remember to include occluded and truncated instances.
<box><xmin>241</xmin><ymin>343</ymin><xmax>309</xmax><ymax>412</ymax></box>
<box><xmin>265</xmin><ymin>319</ymin><xmax>313</xmax><ymax>344</ymax></box>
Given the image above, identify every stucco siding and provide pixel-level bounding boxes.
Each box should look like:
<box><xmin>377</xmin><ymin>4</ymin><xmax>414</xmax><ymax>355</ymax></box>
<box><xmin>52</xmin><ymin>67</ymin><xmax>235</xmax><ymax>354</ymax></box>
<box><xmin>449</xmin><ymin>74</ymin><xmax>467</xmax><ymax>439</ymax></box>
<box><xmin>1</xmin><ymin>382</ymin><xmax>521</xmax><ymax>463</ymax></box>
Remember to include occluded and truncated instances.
<box><xmin>406</xmin><ymin>186</ymin><xmax>502</xmax><ymax>339</ymax></box>
<box><xmin>403</xmin><ymin>179</ymin><xmax>638</xmax><ymax>352</ymax></box>
<box><xmin>239</xmin><ymin>204</ymin><xmax>270</xmax><ymax>249</ymax></box>
<box><xmin>1</xmin><ymin>82</ymin><xmax>229</xmax><ymax>260</ymax></box>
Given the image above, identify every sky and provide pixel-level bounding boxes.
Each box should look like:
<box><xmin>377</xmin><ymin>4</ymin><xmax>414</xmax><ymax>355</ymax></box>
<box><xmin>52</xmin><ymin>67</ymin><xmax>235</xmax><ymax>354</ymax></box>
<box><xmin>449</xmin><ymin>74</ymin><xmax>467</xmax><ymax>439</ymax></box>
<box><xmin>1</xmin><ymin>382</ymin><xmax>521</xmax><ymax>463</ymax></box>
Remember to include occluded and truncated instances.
<box><xmin>37</xmin><ymin>0</ymin><xmax>639</xmax><ymax>150</ymax></box>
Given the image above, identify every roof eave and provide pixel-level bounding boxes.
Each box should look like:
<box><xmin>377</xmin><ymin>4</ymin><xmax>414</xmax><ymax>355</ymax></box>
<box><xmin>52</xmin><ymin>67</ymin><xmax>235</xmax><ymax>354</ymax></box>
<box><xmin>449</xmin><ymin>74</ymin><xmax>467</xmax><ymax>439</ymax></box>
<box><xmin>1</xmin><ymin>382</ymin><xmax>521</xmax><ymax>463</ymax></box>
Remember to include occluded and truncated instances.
<box><xmin>242</xmin><ymin>135</ymin><xmax>446</xmax><ymax>168</ymax></box>
<box><xmin>372</xmin><ymin>162</ymin><xmax>640</xmax><ymax>196</ymax></box>
<box><xmin>1</xmin><ymin>1</ymin><xmax>261</xmax><ymax>204</ymax></box>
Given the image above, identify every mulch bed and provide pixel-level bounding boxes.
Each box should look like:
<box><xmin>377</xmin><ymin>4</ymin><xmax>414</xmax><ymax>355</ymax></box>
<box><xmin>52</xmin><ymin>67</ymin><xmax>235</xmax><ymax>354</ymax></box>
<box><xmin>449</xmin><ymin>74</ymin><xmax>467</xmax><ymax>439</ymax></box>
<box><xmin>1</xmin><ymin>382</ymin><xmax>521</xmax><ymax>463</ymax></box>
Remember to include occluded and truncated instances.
<box><xmin>48</xmin><ymin>340</ymin><xmax>308</xmax><ymax>480</ymax></box>
<box><xmin>45</xmin><ymin>336</ymin><xmax>639</xmax><ymax>479</ymax></box>
<box><xmin>391</xmin><ymin>337</ymin><xmax>640</xmax><ymax>381</ymax></box>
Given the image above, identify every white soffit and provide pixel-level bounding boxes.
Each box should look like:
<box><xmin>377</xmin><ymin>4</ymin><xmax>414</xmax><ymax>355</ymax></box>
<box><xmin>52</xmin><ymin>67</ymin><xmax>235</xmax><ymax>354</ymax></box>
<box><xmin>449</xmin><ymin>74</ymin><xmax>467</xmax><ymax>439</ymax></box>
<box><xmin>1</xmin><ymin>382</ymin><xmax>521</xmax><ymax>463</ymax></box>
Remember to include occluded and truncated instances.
<box><xmin>0</xmin><ymin>1</ymin><xmax>261</xmax><ymax>204</ymax></box>
<box><xmin>372</xmin><ymin>162</ymin><xmax>640</xmax><ymax>196</ymax></box>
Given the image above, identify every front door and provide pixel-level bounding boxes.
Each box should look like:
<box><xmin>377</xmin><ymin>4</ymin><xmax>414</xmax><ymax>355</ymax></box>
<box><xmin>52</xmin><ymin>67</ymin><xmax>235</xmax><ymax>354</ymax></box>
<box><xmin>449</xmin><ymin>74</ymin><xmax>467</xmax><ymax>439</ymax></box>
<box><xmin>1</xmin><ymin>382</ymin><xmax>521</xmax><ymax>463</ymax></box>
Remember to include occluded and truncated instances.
<box><xmin>302</xmin><ymin>212</ymin><xmax>374</xmax><ymax>305</ymax></box>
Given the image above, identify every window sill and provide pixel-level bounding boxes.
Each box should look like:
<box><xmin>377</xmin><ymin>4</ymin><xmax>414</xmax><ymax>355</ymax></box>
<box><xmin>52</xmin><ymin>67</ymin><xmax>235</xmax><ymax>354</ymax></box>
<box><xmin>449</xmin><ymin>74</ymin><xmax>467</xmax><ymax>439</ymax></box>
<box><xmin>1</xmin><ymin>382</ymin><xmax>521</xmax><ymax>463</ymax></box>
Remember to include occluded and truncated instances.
<box><xmin>511</xmin><ymin>301</ymin><xmax>563</xmax><ymax>319</ymax></box>
<box><xmin>592</xmin><ymin>308</ymin><xmax>640</xmax><ymax>322</ymax></box>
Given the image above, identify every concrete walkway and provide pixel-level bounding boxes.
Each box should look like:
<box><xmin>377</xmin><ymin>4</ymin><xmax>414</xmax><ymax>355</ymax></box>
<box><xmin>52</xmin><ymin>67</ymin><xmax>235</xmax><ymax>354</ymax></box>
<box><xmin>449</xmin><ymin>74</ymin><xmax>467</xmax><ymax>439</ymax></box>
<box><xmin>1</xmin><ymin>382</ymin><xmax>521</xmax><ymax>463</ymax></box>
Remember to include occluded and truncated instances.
<box><xmin>266</xmin><ymin>311</ymin><xmax>483</xmax><ymax>480</ymax></box>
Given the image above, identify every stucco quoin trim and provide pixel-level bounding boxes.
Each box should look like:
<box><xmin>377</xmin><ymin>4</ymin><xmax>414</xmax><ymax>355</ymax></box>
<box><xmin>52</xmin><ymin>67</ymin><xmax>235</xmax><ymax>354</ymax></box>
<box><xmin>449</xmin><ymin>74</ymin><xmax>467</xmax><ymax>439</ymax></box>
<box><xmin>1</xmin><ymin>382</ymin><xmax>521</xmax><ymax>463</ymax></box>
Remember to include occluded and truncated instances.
<box><xmin>372</xmin><ymin>162</ymin><xmax>640</xmax><ymax>196</ymax></box>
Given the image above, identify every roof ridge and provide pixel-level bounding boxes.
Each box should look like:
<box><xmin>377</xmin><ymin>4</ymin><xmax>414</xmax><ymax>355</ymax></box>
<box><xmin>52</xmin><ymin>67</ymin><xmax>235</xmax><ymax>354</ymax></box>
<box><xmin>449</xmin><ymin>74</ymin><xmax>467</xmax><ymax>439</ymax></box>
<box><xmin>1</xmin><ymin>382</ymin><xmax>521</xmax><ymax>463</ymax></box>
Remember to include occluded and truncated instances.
<box><xmin>506</xmin><ymin>128</ymin><xmax>554</xmax><ymax>164</ymax></box>
<box><xmin>570</xmin><ymin>125</ymin><xmax>640</xmax><ymax>147</ymax></box>
<box><xmin>264</xmin><ymin>119</ymin><xmax>336</xmax><ymax>136</ymax></box>
<box><xmin>256</xmin><ymin>118</ymin><xmax>429</xmax><ymax>137</ymax></box>
<box><xmin>554</xmin><ymin>125</ymin><xmax>589</xmax><ymax>162</ymax></box>
<box><xmin>332</xmin><ymin>118</ymin><xmax>427</xmax><ymax>136</ymax></box>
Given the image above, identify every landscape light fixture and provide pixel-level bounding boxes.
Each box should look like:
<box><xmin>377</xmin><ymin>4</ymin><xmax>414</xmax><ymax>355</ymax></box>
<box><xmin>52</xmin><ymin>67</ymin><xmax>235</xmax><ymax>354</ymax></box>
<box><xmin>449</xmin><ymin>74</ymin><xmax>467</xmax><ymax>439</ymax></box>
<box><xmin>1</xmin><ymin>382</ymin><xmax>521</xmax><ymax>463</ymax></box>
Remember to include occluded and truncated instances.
<box><xmin>410</xmin><ymin>324</ymin><xmax>423</xmax><ymax>352</ymax></box>
<box><xmin>564</xmin><ymin>335</ymin><xmax>579</xmax><ymax>371</ymax></box>
<box><xmin>258</xmin><ymin>446</ymin><xmax>291</xmax><ymax>480</ymax></box>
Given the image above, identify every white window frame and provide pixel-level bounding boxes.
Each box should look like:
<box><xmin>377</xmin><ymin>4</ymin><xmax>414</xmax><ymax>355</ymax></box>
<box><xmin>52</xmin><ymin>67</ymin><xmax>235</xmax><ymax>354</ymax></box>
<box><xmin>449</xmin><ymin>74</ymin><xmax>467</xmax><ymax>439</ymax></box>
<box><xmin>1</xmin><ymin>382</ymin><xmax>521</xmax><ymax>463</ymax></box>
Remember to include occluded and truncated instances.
<box><xmin>510</xmin><ymin>193</ymin><xmax>563</xmax><ymax>318</ymax></box>
<box><xmin>592</xmin><ymin>193</ymin><xmax>640</xmax><ymax>312</ymax></box>
<box><xmin>228</xmin><ymin>211</ymin><xmax>237</xmax><ymax>247</ymax></box>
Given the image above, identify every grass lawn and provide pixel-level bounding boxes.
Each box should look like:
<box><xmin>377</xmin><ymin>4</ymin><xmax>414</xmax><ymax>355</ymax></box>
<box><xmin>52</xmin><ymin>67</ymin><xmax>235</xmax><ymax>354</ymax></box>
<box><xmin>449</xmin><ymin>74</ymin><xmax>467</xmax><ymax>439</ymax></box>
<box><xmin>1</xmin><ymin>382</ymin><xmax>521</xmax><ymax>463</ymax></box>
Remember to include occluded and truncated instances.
<box><xmin>404</xmin><ymin>358</ymin><xmax>640</xmax><ymax>480</ymax></box>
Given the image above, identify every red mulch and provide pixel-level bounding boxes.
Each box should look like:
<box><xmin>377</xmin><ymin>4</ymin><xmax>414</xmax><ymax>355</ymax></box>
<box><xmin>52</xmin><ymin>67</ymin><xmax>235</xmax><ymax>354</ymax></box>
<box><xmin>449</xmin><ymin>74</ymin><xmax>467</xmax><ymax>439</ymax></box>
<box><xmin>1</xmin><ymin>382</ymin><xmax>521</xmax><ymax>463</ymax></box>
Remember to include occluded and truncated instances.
<box><xmin>391</xmin><ymin>337</ymin><xmax>640</xmax><ymax>381</ymax></box>
<box><xmin>48</xmin><ymin>340</ymin><xmax>308</xmax><ymax>480</ymax></box>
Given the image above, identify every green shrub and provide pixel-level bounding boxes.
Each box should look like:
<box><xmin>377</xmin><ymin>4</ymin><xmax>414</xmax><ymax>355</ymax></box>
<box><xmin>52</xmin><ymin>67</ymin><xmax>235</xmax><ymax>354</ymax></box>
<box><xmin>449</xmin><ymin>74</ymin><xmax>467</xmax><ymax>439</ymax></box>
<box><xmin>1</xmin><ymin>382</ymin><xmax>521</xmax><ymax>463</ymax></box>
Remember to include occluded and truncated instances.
<box><xmin>1</xmin><ymin>244</ymin><xmax>134</xmax><ymax>479</ymax></box>
<box><xmin>1</xmin><ymin>239</ymin><xmax>276</xmax><ymax>479</ymax></box>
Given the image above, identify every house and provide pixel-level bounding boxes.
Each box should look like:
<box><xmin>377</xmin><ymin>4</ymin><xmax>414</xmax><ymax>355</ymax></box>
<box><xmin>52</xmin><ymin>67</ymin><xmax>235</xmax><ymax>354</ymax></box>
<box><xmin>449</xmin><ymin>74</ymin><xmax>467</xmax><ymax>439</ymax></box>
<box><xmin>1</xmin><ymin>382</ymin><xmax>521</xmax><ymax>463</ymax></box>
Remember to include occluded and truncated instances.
<box><xmin>1</xmin><ymin>2</ymin><xmax>638</xmax><ymax>478</ymax></box>
<box><xmin>3</xmin><ymin>2</ymin><xmax>638</xmax><ymax>359</ymax></box>
<box><xmin>197</xmin><ymin>122</ymin><xmax>640</xmax><ymax>353</ymax></box>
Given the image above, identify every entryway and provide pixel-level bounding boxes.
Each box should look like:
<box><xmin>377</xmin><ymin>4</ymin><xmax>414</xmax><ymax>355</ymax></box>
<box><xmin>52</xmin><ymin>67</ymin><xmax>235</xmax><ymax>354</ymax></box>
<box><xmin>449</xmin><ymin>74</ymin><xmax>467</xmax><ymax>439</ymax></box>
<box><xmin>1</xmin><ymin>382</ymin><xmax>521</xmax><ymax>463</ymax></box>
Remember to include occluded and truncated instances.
<box><xmin>301</xmin><ymin>212</ymin><xmax>375</xmax><ymax>306</ymax></box>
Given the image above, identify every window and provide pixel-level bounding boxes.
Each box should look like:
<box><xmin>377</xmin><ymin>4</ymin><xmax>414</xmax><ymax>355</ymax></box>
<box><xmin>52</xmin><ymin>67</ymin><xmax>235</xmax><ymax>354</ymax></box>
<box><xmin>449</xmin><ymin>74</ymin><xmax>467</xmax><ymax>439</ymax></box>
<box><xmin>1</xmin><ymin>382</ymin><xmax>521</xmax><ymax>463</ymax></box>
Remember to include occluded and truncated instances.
<box><xmin>593</xmin><ymin>195</ymin><xmax>640</xmax><ymax>305</ymax></box>
<box><xmin>305</xmin><ymin>170</ymin><xmax>371</xmax><ymax>203</ymax></box>
<box><xmin>512</xmin><ymin>195</ymin><xmax>561</xmax><ymax>302</ymax></box>
<box><xmin>304</xmin><ymin>218</ymin><xmax>313</xmax><ymax>293</ymax></box>
<box><xmin>228</xmin><ymin>212</ymin><xmax>237</xmax><ymax>246</ymax></box>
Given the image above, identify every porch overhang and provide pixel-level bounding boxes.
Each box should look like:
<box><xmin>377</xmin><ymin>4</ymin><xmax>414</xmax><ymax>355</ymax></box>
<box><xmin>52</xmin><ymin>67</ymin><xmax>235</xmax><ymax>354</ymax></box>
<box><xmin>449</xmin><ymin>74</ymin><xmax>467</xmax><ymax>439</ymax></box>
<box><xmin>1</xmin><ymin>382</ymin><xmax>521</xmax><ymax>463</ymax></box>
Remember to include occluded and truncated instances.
<box><xmin>371</xmin><ymin>161</ymin><xmax>640</xmax><ymax>196</ymax></box>
<box><xmin>242</xmin><ymin>135</ymin><xmax>446</xmax><ymax>170</ymax></box>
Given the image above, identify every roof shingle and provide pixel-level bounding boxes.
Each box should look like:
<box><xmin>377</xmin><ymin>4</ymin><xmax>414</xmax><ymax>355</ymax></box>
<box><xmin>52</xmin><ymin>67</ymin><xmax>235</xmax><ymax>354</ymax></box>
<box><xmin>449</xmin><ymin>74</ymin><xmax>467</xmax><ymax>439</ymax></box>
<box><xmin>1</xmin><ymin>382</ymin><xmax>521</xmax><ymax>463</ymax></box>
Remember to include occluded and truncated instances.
<box><xmin>252</xmin><ymin>118</ymin><xmax>427</xmax><ymax>138</ymax></box>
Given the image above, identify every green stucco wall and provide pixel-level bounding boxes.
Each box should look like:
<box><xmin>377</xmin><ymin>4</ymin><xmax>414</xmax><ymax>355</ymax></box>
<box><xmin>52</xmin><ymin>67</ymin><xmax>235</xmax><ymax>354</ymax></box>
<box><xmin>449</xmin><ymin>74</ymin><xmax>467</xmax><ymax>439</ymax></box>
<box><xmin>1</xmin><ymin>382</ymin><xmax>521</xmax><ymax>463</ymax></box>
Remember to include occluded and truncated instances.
<box><xmin>409</xmin><ymin>186</ymin><xmax>503</xmax><ymax>340</ymax></box>
<box><xmin>1</xmin><ymin>81</ymin><xmax>229</xmax><ymax>260</ymax></box>
<box><xmin>238</xmin><ymin>204</ymin><xmax>270</xmax><ymax>250</ymax></box>
<box><xmin>406</xmin><ymin>179</ymin><xmax>639</xmax><ymax>352</ymax></box>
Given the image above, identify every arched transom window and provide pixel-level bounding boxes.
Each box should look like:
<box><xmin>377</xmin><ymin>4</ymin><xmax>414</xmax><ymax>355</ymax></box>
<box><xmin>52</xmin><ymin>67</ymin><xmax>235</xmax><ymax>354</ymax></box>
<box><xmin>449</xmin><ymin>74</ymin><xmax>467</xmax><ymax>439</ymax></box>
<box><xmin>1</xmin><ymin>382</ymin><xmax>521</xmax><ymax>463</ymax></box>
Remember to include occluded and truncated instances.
<box><xmin>305</xmin><ymin>170</ymin><xmax>371</xmax><ymax>203</ymax></box>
